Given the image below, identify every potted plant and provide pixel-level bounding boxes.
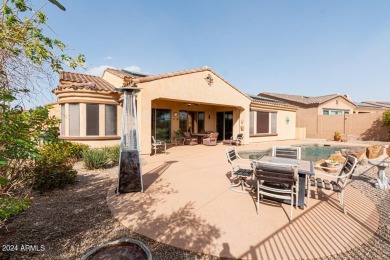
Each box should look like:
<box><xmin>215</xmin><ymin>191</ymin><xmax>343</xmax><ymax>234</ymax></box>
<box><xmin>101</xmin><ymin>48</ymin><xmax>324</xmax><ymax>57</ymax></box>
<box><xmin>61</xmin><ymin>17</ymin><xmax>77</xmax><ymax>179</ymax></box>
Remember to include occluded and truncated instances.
<box><xmin>173</xmin><ymin>128</ymin><xmax>183</xmax><ymax>137</ymax></box>
<box><xmin>334</xmin><ymin>131</ymin><xmax>341</xmax><ymax>141</ymax></box>
<box><xmin>325</xmin><ymin>158</ymin><xmax>341</xmax><ymax>173</ymax></box>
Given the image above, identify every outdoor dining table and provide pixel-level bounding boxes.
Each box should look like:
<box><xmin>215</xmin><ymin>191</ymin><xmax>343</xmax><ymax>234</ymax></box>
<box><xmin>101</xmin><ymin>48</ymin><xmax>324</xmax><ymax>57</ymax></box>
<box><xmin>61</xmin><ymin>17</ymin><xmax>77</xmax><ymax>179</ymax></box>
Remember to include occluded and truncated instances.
<box><xmin>191</xmin><ymin>133</ymin><xmax>209</xmax><ymax>144</ymax></box>
<box><xmin>256</xmin><ymin>156</ymin><xmax>315</xmax><ymax>209</ymax></box>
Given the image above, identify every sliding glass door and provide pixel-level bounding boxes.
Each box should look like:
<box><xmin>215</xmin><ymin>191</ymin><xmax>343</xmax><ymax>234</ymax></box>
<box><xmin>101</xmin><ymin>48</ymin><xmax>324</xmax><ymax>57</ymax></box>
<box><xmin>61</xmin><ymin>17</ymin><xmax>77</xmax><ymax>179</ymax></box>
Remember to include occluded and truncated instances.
<box><xmin>151</xmin><ymin>109</ymin><xmax>171</xmax><ymax>142</ymax></box>
<box><xmin>216</xmin><ymin>111</ymin><xmax>233</xmax><ymax>140</ymax></box>
<box><xmin>179</xmin><ymin>111</ymin><xmax>205</xmax><ymax>133</ymax></box>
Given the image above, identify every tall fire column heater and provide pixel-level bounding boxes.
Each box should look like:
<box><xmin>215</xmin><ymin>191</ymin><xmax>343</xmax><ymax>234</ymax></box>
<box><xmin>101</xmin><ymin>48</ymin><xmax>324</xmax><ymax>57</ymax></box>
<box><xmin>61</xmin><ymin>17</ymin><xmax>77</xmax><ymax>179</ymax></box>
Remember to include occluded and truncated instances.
<box><xmin>116</xmin><ymin>87</ymin><xmax>143</xmax><ymax>194</ymax></box>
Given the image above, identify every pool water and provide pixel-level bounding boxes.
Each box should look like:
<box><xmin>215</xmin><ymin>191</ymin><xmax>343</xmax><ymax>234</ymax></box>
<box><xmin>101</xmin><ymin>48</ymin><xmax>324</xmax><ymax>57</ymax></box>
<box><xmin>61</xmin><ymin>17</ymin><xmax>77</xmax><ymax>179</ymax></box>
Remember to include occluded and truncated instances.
<box><xmin>239</xmin><ymin>145</ymin><xmax>362</xmax><ymax>162</ymax></box>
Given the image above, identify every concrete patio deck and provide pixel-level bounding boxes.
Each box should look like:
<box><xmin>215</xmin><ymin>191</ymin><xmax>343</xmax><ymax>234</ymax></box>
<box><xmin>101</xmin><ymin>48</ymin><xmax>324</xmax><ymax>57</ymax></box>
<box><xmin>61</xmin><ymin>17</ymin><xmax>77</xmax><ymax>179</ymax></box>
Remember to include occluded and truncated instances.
<box><xmin>107</xmin><ymin>141</ymin><xmax>380</xmax><ymax>259</ymax></box>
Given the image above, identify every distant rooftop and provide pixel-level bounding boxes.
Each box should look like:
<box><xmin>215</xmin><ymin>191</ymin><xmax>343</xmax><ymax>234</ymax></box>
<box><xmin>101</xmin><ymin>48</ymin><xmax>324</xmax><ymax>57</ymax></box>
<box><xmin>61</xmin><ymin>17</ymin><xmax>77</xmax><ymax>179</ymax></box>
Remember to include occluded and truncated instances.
<box><xmin>259</xmin><ymin>92</ymin><xmax>353</xmax><ymax>106</ymax></box>
<box><xmin>248</xmin><ymin>94</ymin><xmax>288</xmax><ymax>104</ymax></box>
<box><xmin>104</xmin><ymin>68</ymin><xmax>149</xmax><ymax>79</ymax></box>
<box><xmin>361</xmin><ymin>101</ymin><xmax>390</xmax><ymax>109</ymax></box>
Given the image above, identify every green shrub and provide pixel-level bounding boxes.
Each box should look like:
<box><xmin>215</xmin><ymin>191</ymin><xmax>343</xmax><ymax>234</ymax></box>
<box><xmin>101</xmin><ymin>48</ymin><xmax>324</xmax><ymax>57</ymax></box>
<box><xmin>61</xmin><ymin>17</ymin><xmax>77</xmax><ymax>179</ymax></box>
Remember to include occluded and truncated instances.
<box><xmin>0</xmin><ymin>197</ymin><xmax>31</xmax><ymax>221</ymax></box>
<box><xmin>103</xmin><ymin>145</ymin><xmax>120</xmax><ymax>166</ymax></box>
<box><xmin>40</xmin><ymin>141</ymin><xmax>89</xmax><ymax>162</ymax></box>
<box><xmin>33</xmin><ymin>157</ymin><xmax>77</xmax><ymax>193</ymax></box>
<box><xmin>82</xmin><ymin>149</ymin><xmax>110</xmax><ymax>170</ymax></box>
<box><xmin>32</xmin><ymin>141</ymin><xmax>78</xmax><ymax>193</ymax></box>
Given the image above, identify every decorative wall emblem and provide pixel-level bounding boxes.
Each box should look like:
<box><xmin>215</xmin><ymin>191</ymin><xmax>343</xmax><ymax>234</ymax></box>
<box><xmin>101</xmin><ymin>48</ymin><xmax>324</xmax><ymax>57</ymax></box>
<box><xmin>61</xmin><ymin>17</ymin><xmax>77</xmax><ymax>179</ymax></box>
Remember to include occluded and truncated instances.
<box><xmin>204</xmin><ymin>74</ymin><xmax>214</xmax><ymax>86</ymax></box>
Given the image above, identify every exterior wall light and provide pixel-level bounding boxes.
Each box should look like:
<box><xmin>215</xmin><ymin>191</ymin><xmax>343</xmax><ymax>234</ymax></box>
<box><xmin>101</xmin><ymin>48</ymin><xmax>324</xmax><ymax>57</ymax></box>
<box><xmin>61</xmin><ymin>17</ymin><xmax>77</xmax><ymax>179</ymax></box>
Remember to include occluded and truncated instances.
<box><xmin>286</xmin><ymin>117</ymin><xmax>290</xmax><ymax>124</ymax></box>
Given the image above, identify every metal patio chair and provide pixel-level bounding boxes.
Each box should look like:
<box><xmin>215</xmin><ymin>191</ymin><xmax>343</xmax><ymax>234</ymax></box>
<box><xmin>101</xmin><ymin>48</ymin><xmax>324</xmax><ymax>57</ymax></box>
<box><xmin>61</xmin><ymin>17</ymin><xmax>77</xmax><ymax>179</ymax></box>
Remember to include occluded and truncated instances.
<box><xmin>272</xmin><ymin>146</ymin><xmax>302</xmax><ymax>160</ymax></box>
<box><xmin>225</xmin><ymin>146</ymin><xmax>253</xmax><ymax>193</ymax></box>
<box><xmin>312</xmin><ymin>155</ymin><xmax>358</xmax><ymax>214</ymax></box>
<box><xmin>222</xmin><ymin>133</ymin><xmax>244</xmax><ymax>146</ymax></box>
<box><xmin>271</xmin><ymin>146</ymin><xmax>307</xmax><ymax>207</ymax></box>
<box><xmin>253</xmin><ymin>160</ymin><xmax>299</xmax><ymax>223</ymax></box>
<box><xmin>151</xmin><ymin>136</ymin><xmax>166</xmax><ymax>155</ymax></box>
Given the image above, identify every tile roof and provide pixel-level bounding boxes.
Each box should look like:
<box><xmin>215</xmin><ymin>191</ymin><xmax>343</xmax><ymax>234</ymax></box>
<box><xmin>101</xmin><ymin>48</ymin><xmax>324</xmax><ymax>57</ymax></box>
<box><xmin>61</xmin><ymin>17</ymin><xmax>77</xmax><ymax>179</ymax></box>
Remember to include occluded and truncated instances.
<box><xmin>104</xmin><ymin>68</ymin><xmax>148</xmax><ymax>79</ymax></box>
<box><xmin>121</xmin><ymin>66</ymin><xmax>297</xmax><ymax>110</ymax></box>
<box><xmin>248</xmin><ymin>94</ymin><xmax>297</xmax><ymax>110</ymax></box>
<box><xmin>127</xmin><ymin>66</ymin><xmax>251</xmax><ymax>100</ymax></box>
<box><xmin>260</xmin><ymin>92</ymin><xmax>343</xmax><ymax>105</ymax></box>
<box><xmin>54</xmin><ymin>71</ymin><xmax>116</xmax><ymax>92</ymax></box>
<box><xmin>128</xmin><ymin>67</ymin><xmax>211</xmax><ymax>85</ymax></box>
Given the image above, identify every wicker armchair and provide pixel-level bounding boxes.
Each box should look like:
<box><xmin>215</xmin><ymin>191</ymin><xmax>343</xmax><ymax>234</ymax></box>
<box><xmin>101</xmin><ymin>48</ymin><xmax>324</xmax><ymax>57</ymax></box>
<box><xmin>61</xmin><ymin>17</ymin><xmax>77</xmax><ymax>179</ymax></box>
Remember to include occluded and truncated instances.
<box><xmin>183</xmin><ymin>132</ymin><xmax>198</xmax><ymax>145</ymax></box>
<box><xmin>202</xmin><ymin>132</ymin><xmax>219</xmax><ymax>146</ymax></box>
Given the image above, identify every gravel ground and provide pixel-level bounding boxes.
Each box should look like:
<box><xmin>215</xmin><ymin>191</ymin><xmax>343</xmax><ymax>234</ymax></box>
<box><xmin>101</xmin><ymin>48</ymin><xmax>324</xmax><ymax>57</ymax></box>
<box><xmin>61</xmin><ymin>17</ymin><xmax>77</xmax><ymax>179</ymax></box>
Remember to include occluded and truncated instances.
<box><xmin>0</xmin><ymin>159</ymin><xmax>389</xmax><ymax>260</ymax></box>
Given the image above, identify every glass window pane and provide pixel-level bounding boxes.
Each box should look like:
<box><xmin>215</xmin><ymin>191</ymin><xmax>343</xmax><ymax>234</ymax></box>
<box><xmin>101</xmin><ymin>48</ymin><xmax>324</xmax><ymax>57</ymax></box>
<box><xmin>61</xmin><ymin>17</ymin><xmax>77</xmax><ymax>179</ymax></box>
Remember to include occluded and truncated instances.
<box><xmin>86</xmin><ymin>104</ymin><xmax>99</xmax><ymax>136</ymax></box>
<box><xmin>154</xmin><ymin>109</ymin><xmax>171</xmax><ymax>142</ymax></box>
<box><xmin>197</xmin><ymin>112</ymin><xmax>205</xmax><ymax>132</ymax></box>
<box><xmin>69</xmin><ymin>104</ymin><xmax>80</xmax><ymax>136</ymax></box>
<box><xmin>323</xmin><ymin>110</ymin><xmax>329</xmax><ymax>115</ymax></box>
<box><xmin>224</xmin><ymin>111</ymin><xmax>233</xmax><ymax>139</ymax></box>
<box><xmin>60</xmin><ymin>104</ymin><xmax>65</xmax><ymax>136</ymax></box>
<box><xmin>105</xmin><ymin>105</ymin><xmax>117</xmax><ymax>135</ymax></box>
<box><xmin>179</xmin><ymin>111</ymin><xmax>187</xmax><ymax>132</ymax></box>
<box><xmin>256</xmin><ymin>112</ymin><xmax>269</xmax><ymax>133</ymax></box>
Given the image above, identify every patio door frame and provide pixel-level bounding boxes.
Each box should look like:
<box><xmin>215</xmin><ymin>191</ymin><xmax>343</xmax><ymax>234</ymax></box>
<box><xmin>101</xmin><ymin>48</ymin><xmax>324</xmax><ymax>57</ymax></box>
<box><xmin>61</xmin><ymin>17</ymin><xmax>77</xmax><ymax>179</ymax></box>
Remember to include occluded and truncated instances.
<box><xmin>216</xmin><ymin>111</ymin><xmax>233</xmax><ymax>141</ymax></box>
<box><xmin>151</xmin><ymin>108</ymin><xmax>171</xmax><ymax>143</ymax></box>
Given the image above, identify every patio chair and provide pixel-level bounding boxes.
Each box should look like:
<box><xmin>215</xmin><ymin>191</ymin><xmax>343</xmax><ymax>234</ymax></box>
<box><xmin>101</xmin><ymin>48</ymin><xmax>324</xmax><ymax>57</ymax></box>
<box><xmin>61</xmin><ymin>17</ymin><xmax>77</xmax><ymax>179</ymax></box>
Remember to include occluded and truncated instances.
<box><xmin>253</xmin><ymin>161</ymin><xmax>299</xmax><ymax>223</ymax></box>
<box><xmin>272</xmin><ymin>146</ymin><xmax>308</xmax><ymax>206</ymax></box>
<box><xmin>183</xmin><ymin>132</ymin><xmax>198</xmax><ymax>145</ymax></box>
<box><xmin>312</xmin><ymin>155</ymin><xmax>358</xmax><ymax>214</ymax></box>
<box><xmin>222</xmin><ymin>133</ymin><xmax>244</xmax><ymax>146</ymax></box>
<box><xmin>272</xmin><ymin>146</ymin><xmax>301</xmax><ymax>160</ymax></box>
<box><xmin>151</xmin><ymin>136</ymin><xmax>166</xmax><ymax>155</ymax></box>
<box><xmin>202</xmin><ymin>132</ymin><xmax>219</xmax><ymax>146</ymax></box>
<box><xmin>225</xmin><ymin>146</ymin><xmax>253</xmax><ymax>193</ymax></box>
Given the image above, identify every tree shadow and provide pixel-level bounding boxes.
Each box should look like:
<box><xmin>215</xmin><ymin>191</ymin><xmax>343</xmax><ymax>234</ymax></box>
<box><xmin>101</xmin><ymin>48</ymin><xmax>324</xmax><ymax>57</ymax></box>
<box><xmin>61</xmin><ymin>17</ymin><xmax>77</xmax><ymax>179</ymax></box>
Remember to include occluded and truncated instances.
<box><xmin>109</xmin><ymin>161</ymin><xmax>222</xmax><ymax>254</ymax></box>
<box><xmin>236</xmin><ymin>183</ymin><xmax>381</xmax><ymax>260</ymax></box>
<box><xmin>360</xmin><ymin>118</ymin><xmax>389</xmax><ymax>141</ymax></box>
<box><xmin>142</xmin><ymin>160</ymin><xmax>178</xmax><ymax>191</ymax></box>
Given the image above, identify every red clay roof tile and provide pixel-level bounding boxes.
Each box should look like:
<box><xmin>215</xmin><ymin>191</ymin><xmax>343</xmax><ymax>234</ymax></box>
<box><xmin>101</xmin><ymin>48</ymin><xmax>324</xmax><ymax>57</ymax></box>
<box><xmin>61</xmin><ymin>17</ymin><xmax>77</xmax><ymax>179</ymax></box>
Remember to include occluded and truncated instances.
<box><xmin>55</xmin><ymin>71</ymin><xmax>115</xmax><ymax>92</ymax></box>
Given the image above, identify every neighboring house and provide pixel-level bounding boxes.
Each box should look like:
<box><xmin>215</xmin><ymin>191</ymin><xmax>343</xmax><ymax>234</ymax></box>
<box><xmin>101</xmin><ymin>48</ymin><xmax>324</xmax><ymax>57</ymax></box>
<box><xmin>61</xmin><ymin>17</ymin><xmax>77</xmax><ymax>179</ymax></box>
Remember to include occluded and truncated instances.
<box><xmin>259</xmin><ymin>92</ymin><xmax>356</xmax><ymax>138</ymax></box>
<box><xmin>51</xmin><ymin>67</ymin><xmax>298</xmax><ymax>154</ymax></box>
<box><xmin>354</xmin><ymin>101</ymin><xmax>390</xmax><ymax>114</ymax></box>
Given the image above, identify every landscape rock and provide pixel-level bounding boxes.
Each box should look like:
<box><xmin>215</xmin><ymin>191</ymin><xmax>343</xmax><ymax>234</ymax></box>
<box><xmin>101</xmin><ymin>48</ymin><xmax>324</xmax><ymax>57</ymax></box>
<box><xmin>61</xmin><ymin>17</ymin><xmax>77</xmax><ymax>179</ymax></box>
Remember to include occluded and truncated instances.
<box><xmin>314</xmin><ymin>159</ymin><xmax>326</xmax><ymax>172</ymax></box>
<box><xmin>342</xmin><ymin>147</ymin><xmax>367</xmax><ymax>161</ymax></box>
<box><xmin>328</xmin><ymin>153</ymin><xmax>346</xmax><ymax>164</ymax></box>
<box><xmin>366</xmin><ymin>145</ymin><xmax>384</xmax><ymax>159</ymax></box>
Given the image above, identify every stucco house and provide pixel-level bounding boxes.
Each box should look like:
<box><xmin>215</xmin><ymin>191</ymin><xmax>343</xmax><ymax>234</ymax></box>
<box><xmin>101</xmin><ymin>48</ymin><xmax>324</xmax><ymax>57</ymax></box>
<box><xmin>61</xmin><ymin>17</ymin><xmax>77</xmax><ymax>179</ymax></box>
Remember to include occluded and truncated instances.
<box><xmin>354</xmin><ymin>101</ymin><xmax>390</xmax><ymax>114</ymax></box>
<box><xmin>259</xmin><ymin>92</ymin><xmax>357</xmax><ymax>138</ymax></box>
<box><xmin>51</xmin><ymin>67</ymin><xmax>298</xmax><ymax>154</ymax></box>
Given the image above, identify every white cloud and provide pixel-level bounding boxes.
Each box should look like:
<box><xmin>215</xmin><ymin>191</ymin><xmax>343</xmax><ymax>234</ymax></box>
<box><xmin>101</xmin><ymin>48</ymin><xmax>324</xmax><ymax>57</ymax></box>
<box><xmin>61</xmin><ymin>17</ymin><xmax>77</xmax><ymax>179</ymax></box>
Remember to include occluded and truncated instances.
<box><xmin>103</xmin><ymin>56</ymin><xmax>113</xmax><ymax>60</ymax></box>
<box><xmin>86</xmin><ymin>65</ymin><xmax>116</xmax><ymax>76</ymax></box>
<box><xmin>123</xmin><ymin>65</ymin><xmax>141</xmax><ymax>73</ymax></box>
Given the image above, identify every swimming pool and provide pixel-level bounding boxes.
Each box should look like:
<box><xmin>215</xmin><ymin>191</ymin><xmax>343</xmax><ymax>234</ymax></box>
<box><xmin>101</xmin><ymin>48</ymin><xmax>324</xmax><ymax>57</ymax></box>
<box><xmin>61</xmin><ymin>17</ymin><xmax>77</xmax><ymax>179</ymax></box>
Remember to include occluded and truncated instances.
<box><xmin>239</xmin><ymin>144</ymin><xmax>363</xmax><ymax>162</ymax></box>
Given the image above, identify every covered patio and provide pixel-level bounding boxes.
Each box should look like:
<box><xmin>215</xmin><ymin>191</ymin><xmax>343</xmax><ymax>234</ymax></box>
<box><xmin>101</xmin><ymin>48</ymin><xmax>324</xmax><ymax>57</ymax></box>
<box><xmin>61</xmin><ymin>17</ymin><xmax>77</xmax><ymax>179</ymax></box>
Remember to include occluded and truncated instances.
<box><xmin>107</xmin><ymin>142</ymin><xmax>380</xmax><ymax>259</ymax></box>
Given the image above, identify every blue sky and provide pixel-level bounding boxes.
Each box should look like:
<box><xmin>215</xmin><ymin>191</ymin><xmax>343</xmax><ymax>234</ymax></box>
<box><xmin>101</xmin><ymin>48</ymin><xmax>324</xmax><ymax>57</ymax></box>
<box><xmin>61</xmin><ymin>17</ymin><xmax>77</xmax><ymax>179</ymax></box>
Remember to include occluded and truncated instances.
<box><xmin>38</xmin><ymin>0</ymin><xmax>390</xmax><ymax>105</ymax></box>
